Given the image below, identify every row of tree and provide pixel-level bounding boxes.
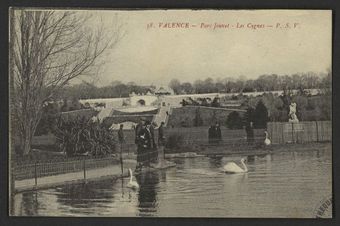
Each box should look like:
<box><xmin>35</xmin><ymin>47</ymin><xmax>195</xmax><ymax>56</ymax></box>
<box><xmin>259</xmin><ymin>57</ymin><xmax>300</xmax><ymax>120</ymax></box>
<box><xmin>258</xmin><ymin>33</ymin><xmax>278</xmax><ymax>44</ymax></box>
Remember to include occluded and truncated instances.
<box><xmin>56</xmin><ymin>71</ymin><xmax>331</xmax><ymax>100</ymax></box>
<box><xmin>168</xmin><ymin>72</ymin><xmax>331</xmax><ymax>95</ymax></box>
<box><xmin>59</xmin><ymin>81</ymin><xmax>155</xmax><ymax>100</ymax></box>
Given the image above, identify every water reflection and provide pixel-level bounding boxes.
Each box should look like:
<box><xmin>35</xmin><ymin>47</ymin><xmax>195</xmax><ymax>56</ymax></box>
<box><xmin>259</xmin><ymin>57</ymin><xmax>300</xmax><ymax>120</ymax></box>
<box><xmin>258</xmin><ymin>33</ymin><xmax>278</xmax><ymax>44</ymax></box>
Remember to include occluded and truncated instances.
<box><xmin>55</xmin><ymin>180</ymin><xmax>115</xmax><ymax>209</ymax></box>
<box><xmin>13</xmin><ymin>148</ymin><xmax>332</xmax><ymax>217</ymax></box>
<box><xmin>14</xmin><ymin>192</ymin><xmax>39</xmax><ymax>216</ymax></box>
<box><xmin>136</xmin><ymin>170</ymin><xmax>160</xmax><ymax>216</ymax></box>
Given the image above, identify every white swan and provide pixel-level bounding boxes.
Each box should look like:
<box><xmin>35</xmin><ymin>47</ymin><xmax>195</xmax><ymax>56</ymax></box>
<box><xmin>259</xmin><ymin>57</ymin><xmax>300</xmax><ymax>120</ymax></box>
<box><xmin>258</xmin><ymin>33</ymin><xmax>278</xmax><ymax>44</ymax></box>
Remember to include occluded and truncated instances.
<box><xmin>126</xmin><ymin>168</ymin><xmax>139</xmax><ymax>189</ymax></box>
<box><xmin>264</xmin><ymin>131</ymin><xmax>271</xmax><ymax>146</ymax></box>
<box><xmin>223</xmin><ymin>158</ymin><xmax>248</xmax><ymax>173</ymax></box>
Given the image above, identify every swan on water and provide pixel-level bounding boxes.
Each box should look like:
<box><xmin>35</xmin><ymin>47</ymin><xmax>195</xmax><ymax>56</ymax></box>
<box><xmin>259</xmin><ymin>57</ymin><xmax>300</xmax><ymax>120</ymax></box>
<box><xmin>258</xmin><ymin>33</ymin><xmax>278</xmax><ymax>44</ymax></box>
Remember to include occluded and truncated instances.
<box><xmin>264</xmin><ymin>131</ymin><xmax>271</xmax><ymax>146</ymax></box>
<box><xmin>126</xmin><ymin>168</ymin><xmax>139</xmax><ymax>189</ymax></box>
<box><xmin>223</xmin><ymin>158</ymin><xmax>248</xmax><ymax>173</ymax></box>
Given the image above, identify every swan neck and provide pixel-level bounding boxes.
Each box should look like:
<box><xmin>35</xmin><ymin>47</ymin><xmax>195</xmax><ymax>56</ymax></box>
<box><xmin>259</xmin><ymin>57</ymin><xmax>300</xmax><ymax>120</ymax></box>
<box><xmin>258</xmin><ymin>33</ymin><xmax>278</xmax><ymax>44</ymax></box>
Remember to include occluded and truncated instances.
<box><xmin>129</xmin><ymin>169</ymin><xmax>133</xmax><ymax>182</ymax></box>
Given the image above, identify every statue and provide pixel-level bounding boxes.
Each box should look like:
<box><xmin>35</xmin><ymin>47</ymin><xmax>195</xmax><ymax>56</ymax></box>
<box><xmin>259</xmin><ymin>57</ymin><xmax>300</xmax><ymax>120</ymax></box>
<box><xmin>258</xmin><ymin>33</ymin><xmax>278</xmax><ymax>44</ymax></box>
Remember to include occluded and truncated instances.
<box><xmin>288</xmin><ymin>102</ymin><xmax>299</xmax><ymax>122</ymax></box>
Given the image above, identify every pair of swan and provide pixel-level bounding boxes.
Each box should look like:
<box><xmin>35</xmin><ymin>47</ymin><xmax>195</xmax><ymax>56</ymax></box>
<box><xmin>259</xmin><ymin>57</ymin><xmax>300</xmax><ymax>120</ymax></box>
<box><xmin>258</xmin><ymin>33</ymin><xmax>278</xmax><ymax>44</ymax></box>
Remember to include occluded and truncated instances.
<box><xmin>126</xmin><ymin>168</ymin><xmax>139</xmax><ymax>189</ymax></box>
<box><xmin>223</xmin><ymin>131</ymin><xmax>271</xmax><ymax>173</ymax></box>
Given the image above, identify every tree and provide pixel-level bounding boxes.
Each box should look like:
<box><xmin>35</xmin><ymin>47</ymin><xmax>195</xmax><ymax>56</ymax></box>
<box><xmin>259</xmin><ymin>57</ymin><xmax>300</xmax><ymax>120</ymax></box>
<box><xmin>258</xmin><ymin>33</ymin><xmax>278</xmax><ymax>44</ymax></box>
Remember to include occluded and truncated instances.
<box><xmin>169</xmin><ymin>79</ymin><xmax>181</xmax><ymax>94</ymax></box>
<box><xmin>226</xmin><ymin>111</ymin><xmax>243</xmax><ymax>129</ymax></box>
<box><xmin>253</xmin><ymin>100</ymin><xmax>269</xmax><ymax>129</ymax></box>
<box><xmin>181</xmin><ymin>82</ymin><xmax>193</xmax><ymax>94</ymax></box>
<box><xmin>10</xmin><ymin>10</ymin><xmax>121</xmax><ymax>155</ymax></box>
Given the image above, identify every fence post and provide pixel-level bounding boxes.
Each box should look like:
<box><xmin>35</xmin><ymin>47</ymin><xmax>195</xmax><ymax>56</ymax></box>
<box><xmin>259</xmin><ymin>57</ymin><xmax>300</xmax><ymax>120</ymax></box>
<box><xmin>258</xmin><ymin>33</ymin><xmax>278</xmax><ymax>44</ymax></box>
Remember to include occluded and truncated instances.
<box><xmin>34</xmin><ymin>162</ymin><xmax>38</xmax><ymax>188</ymax></box>
<box><xmin>120</xmin><ymin>143</ymin><xmax>124</xmax><ymax>175</ymax></box>
<box><xmin>83</xmin><ymin>158</ymin><xmax>87</xmax><ymax>183</ymax></box>
<box><xmin>315</xmin><ymin>121</ymin><xmax>319</xmax><ymax>142</ymax></box>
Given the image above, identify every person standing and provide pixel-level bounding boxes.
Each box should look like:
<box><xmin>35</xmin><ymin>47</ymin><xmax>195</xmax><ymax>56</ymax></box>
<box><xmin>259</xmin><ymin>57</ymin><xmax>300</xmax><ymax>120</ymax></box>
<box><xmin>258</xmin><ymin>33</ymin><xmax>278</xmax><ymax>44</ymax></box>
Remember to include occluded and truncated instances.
<box><xmin>215</xmin><ymin>122</ymin><xmax>222</xmax><ymax>144</ymax></box>
<box><xmin>140</xmin><ymin>120</ymin><xmax>153</xmax><ymax>165</ymax></box>
<box><xmin>135</xmin><ymin>118</ymin><xmax>145</xmax><ymax>171</ymax></box>
<box><xmin>118</xmin><ymin>124</ymin><xmax>125</xmax><ymax>144</ymax></box>
<box><xmin>117</xmin><ymin>124</ymin><xmax>125</xmax><ymax>174</ymax></box>
<box><xmin>135</xmin><ymin>118</ymin><xmax>145</xmax><ymax>145</ymax></box>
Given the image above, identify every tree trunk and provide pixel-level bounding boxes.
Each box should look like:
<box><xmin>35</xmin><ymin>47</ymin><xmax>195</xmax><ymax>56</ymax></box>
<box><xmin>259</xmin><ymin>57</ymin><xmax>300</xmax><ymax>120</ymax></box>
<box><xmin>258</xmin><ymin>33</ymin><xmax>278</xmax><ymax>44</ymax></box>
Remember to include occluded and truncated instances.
<box><xmin>20</xmin><ymin>125</ymin><xmax>34</xmax><ymax>155</ymax></box>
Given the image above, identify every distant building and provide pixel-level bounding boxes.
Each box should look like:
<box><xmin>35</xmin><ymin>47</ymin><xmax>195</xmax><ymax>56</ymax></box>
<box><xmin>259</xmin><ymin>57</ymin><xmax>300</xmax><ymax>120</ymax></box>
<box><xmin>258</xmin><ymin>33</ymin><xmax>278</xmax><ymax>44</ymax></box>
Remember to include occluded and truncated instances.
<box><xmin>154</xmin><ymin>86</ymin><xmax>174</xmax><ymax>96</ymax></box>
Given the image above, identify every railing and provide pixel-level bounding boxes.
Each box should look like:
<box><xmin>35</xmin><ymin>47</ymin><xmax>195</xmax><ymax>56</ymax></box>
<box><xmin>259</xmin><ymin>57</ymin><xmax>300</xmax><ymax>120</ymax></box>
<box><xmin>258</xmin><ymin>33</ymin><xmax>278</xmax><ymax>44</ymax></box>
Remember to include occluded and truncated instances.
<box><xmin>13</xmin><ymin>147</ymin><xmax>159</xmax><ymax>182</ymax></box>
<box><xmin>14</xmin><ymin>156</ymin><xmax>120</xmax><ymax>181</ymax></box>
<box><xmin>267</xmin><ymin>121</ymin><xmax>331</xmax><ymax>144</ymax></box>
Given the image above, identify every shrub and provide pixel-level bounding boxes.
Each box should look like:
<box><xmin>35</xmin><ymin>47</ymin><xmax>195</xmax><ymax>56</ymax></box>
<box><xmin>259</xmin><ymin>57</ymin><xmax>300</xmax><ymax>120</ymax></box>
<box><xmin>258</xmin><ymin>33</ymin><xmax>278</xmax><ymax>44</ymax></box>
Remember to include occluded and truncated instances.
<box><xmin>54</xmin><ymin>116</ymin><xmax>116</xmax><ymax>157</ymax></box>
<box><xmin>253</xmin><ymin>100</ymin><xmax>269</xmax><ymax>128</ymax></box>
<box><xmin>226</xmin><ymin>111</ymin><xmax>243</xmax><ymax>129</ymax></box>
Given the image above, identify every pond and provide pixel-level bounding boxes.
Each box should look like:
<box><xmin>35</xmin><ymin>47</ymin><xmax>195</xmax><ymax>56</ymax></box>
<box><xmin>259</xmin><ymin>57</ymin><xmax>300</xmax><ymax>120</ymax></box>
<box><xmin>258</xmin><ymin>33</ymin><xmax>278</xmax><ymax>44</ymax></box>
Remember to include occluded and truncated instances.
<box><xmin>12</xmin><ymin>148</ymin><xmax>332</xmax><ymax>218</ymax></box>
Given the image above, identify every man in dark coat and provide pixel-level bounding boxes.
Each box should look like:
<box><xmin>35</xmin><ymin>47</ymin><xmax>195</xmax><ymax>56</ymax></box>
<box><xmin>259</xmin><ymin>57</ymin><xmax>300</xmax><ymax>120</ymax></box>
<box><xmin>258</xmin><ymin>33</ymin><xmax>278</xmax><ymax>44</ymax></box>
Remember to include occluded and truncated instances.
<box><xmin>135</xmin><ymin>118</ymin><xmax>145</xmax><ymax>171</ymax></box>
<box><xmin>215</xmin><ymin>122</ymin><xmax>222</xmax><ymax>144</ymax></box>
<box><xmin>118</xmin><ymin>124</ymin><xmax>125</xmax><ymax>144</ymax></box>
<box><xmin>138</xmin><ymin>120</ymin><xmax>154</xmax><ymax>165</ymax></box>
<box><xmin>135</xmin><ymin>118</ymin><xmax>145</xmax><ymax>144</ymax></box>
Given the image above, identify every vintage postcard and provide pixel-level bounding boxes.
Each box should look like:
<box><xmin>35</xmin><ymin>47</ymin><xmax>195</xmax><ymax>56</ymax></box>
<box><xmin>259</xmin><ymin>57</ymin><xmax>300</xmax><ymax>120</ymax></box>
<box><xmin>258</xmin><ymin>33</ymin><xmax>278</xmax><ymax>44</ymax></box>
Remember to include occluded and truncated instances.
<box><xmin>9</xmin><ymin>9</ymin><xmax>332</xmax><ymax>218</ymax></box>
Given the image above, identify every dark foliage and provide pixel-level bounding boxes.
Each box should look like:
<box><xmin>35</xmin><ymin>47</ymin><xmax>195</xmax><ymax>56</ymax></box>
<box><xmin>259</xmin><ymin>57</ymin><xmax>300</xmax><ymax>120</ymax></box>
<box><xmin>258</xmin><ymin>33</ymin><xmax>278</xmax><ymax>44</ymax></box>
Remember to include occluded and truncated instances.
<box><xmin>54</xmin><ymin>116</ymin><xmax>116</xmax><ymax>157</ymax></box>
<box><xmin>243</xmin><ymin>107</ymin><xmax>255</xmax><ymax>124</ymax></box>
<box><xmin>253</xmin><ymin>100</ymin><xmax>269</xmax><ymax>129</ymax></box>
<box><xmin>226</xmin><ymin>111</ymin><xmax>243</xmax><ymax>129</ymax></box>
<box><xmin>35</xmin><ymin>102</ymin><xmax>60</xmax><ymax>136</ymax></box>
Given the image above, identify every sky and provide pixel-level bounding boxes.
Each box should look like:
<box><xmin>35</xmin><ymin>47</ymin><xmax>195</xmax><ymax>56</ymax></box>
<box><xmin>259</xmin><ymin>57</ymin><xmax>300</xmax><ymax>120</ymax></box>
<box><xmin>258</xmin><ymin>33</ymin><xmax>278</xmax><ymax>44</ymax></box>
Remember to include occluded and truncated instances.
<box><xmin>75</xmin><ymin>10</ymin><xmax>332</xmax><ymax>87</ymax></box>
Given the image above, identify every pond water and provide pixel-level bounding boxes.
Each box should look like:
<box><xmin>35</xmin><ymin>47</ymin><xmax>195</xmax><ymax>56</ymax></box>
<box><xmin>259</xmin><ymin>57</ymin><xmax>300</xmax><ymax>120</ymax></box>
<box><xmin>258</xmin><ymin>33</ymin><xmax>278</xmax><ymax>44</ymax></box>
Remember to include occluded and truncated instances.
<box><xmin>12</xmin><ymin>148</ymin><xmax>332</xmax><ymax>218</ymax></box>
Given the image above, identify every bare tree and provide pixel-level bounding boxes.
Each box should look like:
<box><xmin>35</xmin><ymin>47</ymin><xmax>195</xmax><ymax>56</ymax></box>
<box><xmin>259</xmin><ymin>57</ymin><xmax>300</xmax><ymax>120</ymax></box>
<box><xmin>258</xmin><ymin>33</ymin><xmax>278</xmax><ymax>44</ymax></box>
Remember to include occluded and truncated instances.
<box><xmin>10</xmin><ymin>9</ymin><xmax>122</xmax><ymax>155</ymax></box>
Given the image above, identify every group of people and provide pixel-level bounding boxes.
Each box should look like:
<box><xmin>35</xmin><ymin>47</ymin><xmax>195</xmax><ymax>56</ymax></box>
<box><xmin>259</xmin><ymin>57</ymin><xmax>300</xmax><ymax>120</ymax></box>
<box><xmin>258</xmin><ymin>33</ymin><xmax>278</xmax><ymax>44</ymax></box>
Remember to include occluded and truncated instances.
<box><xmin>207</xmin><ymin>121</ymin><xmax>255</xmax><ymax>145</ymax></box>
<box><xmin>118</xmin><ymin>119</ymin><xmax>257</xmax><ymax>171</ymax></box>
<box><xmin>208</xmin><ymin>122</ymin><xmax>222</xmax><ymax>144</ymax></box>
<box><xmin>117</xmin><ymin>118</ymin><xmax>166</xmax><ymax>172</ymax></box>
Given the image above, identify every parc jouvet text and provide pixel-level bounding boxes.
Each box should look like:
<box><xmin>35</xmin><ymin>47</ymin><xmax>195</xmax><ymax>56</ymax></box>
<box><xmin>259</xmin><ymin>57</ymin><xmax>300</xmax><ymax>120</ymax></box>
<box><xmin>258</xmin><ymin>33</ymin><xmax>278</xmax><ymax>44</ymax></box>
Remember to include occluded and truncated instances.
<box><xmin>146</xmin><ymin>22</ymin><xmax>300</xmax><ymax>30</ymax></box>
